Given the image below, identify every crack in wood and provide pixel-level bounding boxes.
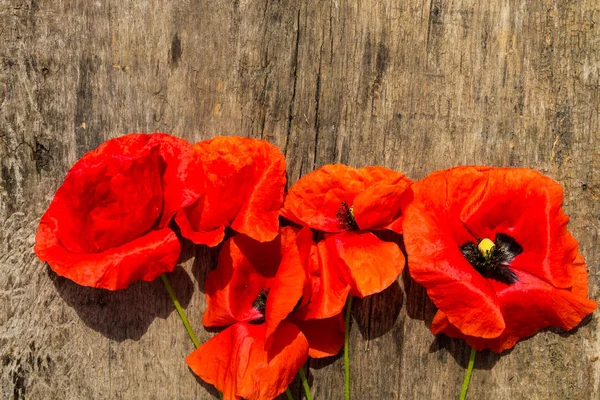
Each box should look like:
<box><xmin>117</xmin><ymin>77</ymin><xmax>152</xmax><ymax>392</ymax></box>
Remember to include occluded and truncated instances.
<box><xmin>284</xmin><ymin>9</ymin><xmax>301</xmax><ymax>157</ymax></box>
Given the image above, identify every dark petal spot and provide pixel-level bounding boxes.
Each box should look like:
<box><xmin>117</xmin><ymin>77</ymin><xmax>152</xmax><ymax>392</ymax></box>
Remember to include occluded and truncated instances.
<box><xmin>460</xmin><ymin>233</ymin><xmax>521</xmax><ymax>285</ymax></box>
<box><xmin>250</xmin><ymin>289</ymin><xmax>269</xmax><ymax>324</ymax></box>
<box><xmin>494</xmin><ymin>233</ymin><xmax>523</xmax><ymax>264</ymax></box>
<box><xmin>336</xmin><ymin>201</ymin><xmax>358</xmax><ymax>231</ymax></box>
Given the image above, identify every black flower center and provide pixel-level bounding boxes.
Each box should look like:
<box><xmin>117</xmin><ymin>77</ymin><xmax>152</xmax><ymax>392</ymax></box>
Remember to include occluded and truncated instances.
<box><xmin>460</xmin><ymin>233</ymin><xmax>522</xmax><ymax>285</ymax></box>
<box><xmin>336</xmin><ymin>201</ymin><xmax>358</xmax><ymax>230</ymax></box>
<box><xmin>249</xmin><ymin>288</ymin><xmax>269</xmax><ymax>325</ymax></box>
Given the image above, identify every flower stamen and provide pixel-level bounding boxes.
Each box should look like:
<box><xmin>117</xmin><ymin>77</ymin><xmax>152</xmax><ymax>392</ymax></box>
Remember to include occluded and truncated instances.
<box><xmin>336</xmin><ymin>201</ymin><xmax>358</xmax><ymax>230</ymax></box>
<box><xmin>477</xmin><ymin>238</ymin><xmax>495</xmax><ymax>259</ymax></box>
<box><xmin>249</xmin><ymin>288</ymin><xmax>269</xmax><ymax>324</ymax></box>
<box><xmin>460</xmin><ymin>233</ymin><xmax>521</xmax><ymax>285</ymax></box>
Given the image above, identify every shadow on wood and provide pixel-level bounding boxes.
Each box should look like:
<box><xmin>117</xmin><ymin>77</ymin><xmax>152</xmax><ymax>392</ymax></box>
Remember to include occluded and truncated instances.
<box><xmin>191</xmin><ymin>368</ymin><xmax>221</xmax><ymax>399</ymax></box>
<box><xmin>354</xmin><ymin>280</ymin><xmax>404</xmax><ymax>341</ymax></box>
<box><xmin>191</xmin><ymin>242</ymin><xmax>221</xmax><ymax>294</ymax></box>
<box><xmin>49</xmin><ymin>265</ymin><xmax>194</xmax><ymax>341</ymax></box>
<box><xmin>402</xmin><ymin>266</ymin><xmax>503</xmax><ymax>370</ymax></box>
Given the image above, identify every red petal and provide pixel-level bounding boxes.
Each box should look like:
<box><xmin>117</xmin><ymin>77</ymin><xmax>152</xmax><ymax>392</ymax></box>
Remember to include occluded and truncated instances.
<box><xmin>403</xmin><ymin>204</ymin><xmax>506</xmax><ymax>338</ymax></box>
<box><xmin>352</xmin><ymin>184</ymin><xmax>410</xmax><ymax>232</ymax></box>
<box><xmin>265</xmin><ymin>229</ymin><xmax>307</xmax><ymax>345</ymax></box>
<box><xmin>459</xmin><ymin>167</ymin><xmax>575</xmax><ymax>288</ymax></box>
<box><xmin>281</xmin><ymin>164</ymin><xmax>362</xmax><ymax>232</ymax></box>
<box><xmin>294</xmin><ymin>240</ymin><xmax>351</xmax><ymax>319</ymax></box>
<box><xmin>295</xmin><ymin>227</ymin><xmax>320</xmax><ymax>310</ymax></box>
<box><xmin>404</xmin><ymin>166</ymin><xmax>486</xmax><ymax>246</ymax></box>
<box><xmin>186</xmin><ymin>322</ymin><xmax>308</xmax><ymax>400</ymax></box>
<box><xmin>432</xmin><ymin>264</ymin><xmax>597</xmax><ymax>353</ymax></box>
<box><xmin>148</xmin><ymin>133</ymin><xmax>205</xmax><ymax>227</ymax></box>
<box><xmin>35</xmin><ymin>216</ymin><xmax>180</xmax><ymax>290</ymax></box>
<box><xmin>292</xmin><ymin>314</ymin><xmax>345</xmax><ymax>358</ymax></box>
<box><xmin>33</xmin><ymin>133</ymin><xmax>196</xmax><ymax>289</ymax></box>
<box><xmin>282</xmin><ymin>164</ymin><xmax>411</xmax><ymax>233</ymax></box>
<box><xmin>174</xmin><ymin>205</ymin><xmax>225</xmax><ymax>247</ymax></box>
<box><xmin>48</xmin><ymin>135</ymin><xmax>164</xmax><ymax>253</ymax></box>
<box><xmin>571</xmin><ymin>253</ymin><xmax>591</xmax><ymax>298</ymax></box>
<box><xmin>179</xmin><ymin>137</ymin><xmax>285</xmax><ymax>245</ymax></box>
<box><xmin>324</xmin><ymin>231</ymin><xmax>404</xmax><ymax>298</ymax></box>
<box><xmin>203</xmin><ymin>228</ymin><xmax>298</xmax><ymax>327</ymax></box>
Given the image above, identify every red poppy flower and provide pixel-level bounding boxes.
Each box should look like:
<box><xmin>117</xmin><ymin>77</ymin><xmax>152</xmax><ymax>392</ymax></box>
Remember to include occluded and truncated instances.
<box><xmin>281</xmin><ymin>164</ymin><xmax>411</xmax><ymax>298</ymax></box>
<box><xmin>403</xmin><ymin>166</ymin><xmax>597</xmax><ymax>352</ymax></box>
<box><xmin>34</xmin><ymin>133</ymin><xmax>203</xmax><ymax>290</ymax></box>
<box><xmin>186</xmin><ymin>227</ymin><xmax>345</xmax><ymax>400</ymax></box>
<box><xmin>175</xmin><ymin>136</ymin><xmax>286</xmax><ymax>247</ymax></box>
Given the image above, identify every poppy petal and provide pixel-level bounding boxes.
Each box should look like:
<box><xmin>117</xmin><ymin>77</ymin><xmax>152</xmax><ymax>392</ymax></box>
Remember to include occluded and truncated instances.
<box><xmin>324</xmin><ymin>231</ymin><xmax>404</xmax><ymax>299</ymax></box>
<box><xmin>403</xmin><ymin>205</ymin><xmax>506</xmax><ymax>338</ymax></box>
<box><xmin>292</xmin><ymin>314</ymin><xmax>345</xmax><ymax>358</ymax></box>
<box><xmin>352</xmin><ymin>184</ymin><xmax>410</xmax><ymax>232</ymax></box>
<box><xmin>265</xmin><ymin>229</ymin><xmax>306</xmax><ymax>345</ymax></box>
<box><xmin>294</xmin><ymin>240</ymin><xmax>351</xmax><ymax>320</ymax></box>
<box><xmin>459</xmin><ymin>167</ymin><xmax>575</xmax><ymax>288</ymax></box>
<box><xmin>179</xmin><ymin>137</ymin><xmax>285</xmax><ymax>245</ymax></box>
<box><xmin>186</xmin><ymin>321</ymin><xmax>309</xmax><ymax>400</ymax></box>
<box><xmin>148</xmin><ymin>133</ymin><xmax>205</xmax><ymax>227</ymax></box>
<box><xmin>35</xmin><ymin>217</ymin><xmax>180</xmax><ymax>290</ymax></box>
<box><xmin>355</xmin><ymin>167</ymin><xmax>412</xmax><ymax>234</ymax></box>
<box><xmin>174</xmin><ymin>206</ymin><xmax>225</xmax><ymax>247</ymax></box>
<box><xmin>282</xmin><ymin>164</ymin><xmax>411</xmax><ymax>233</ymax></box>
<box><xmin>33</xmin><ymin>133</ymin><xmax>196</xmax><ymax>290</ymax></box>
<box><xmin>295</xmin><ymin>227</ymin><xmax>320</xmax><ymax>310</ymax></box>
<box><xmin>357</xmin><ymin>166</ymin><xmax>410</xmax><ymax>186</ymax></box>
<box><xmin>48</xmin><ymin>143</ymin><xmax>164</xmax><ymax>254</ymax></box>
<box><xmin>203</xmin><ymin>228</ymin><xmax>297</xmax><ymax>327</ymax></box>
<box><xmin>404</xmin><ymin>166</ymin><xmax>486</xmax><ymax>246</ymax></box>
<box><xmin>281</xmin><ymin>164</ymin><xmax>363</xmax><ymax>232</ymax></box>
<box><xmin>571</xmin><ymin>253</ymin><xmax>591</xmax><ymax>298</ymax></box>
<box><xmin>432</xmin><ymin>263</ymin><xmax>597</xmax><ymax>352</ymax></box>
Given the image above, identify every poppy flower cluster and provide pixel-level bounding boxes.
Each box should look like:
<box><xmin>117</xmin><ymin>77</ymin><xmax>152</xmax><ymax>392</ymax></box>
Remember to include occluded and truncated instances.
<box><xmin>35</xmin><ymin>133</ymin><xmax>596</xmax><ymax>399</ymax></box>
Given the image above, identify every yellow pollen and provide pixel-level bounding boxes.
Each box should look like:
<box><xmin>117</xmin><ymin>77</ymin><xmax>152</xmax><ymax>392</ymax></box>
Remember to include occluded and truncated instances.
<box><xmin>478</xmin><ymin>238</ymin><xmax>495</xmax><ymax>258</ymax></box>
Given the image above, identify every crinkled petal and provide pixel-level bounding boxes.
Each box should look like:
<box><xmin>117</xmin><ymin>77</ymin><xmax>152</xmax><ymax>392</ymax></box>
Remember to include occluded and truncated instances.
<box><xmin>282</xmin><ymin>164</ymin><xmax>411</xmax><ymax>233</ymax></box>
<box><xmin>148</xmin><ymin>133</ymin><xmax>205</xmax><ymax>227</ymax></box>
<box><xmin>265</xmin><ymin>229</ymin><xmax>306</xmax><ymax>345</ymax></box>
<box><xmin>403</xmin><ymin>203</ymin><xmax>506</xmax><ymax>338</ymax></box>
<box><xmin>186</xmin><ymin>322</ymin><xmax>309</xmax><ymax>400</ymax></box>
<box><xmin>174</xmin><ymin>206</ymin><xmax>225</xmax><ymax>247</ymax></box>
<box><xmin>352</xmin><ymin>183</ymin><xmax>411</xmax><ymax>232</ymax></box>
<box><xmin>458</xmin><ymin>167</ymin><xmax>574</xmax><ymax>288</ymax></box>
<box><xmin>292</xmin><ymin>314</ymin><xmax>345</xmax><ymax>358</ymax></box>
<box><xmin>294</xmin><ymin>240</ymin><xmax>351</xmax><ymax>320</ymax></box>
<box><xmin>203</xmin><ymin>228</ymin><xmax>298</xmax><ymax>327</ymax></box>
<box><xmin>47</xmin><ymin>135</ymin><xmax>164</xmax><ymax>254</ymax></box>
<box><xmin>281</xmin><ymin>164</ymin><xmax>364</xmax><ymax>232</ymax></box>
<box><xmin>35</xmin><ymin>215</ymin><xmax>180</xmax><ymax>290</ymax></box>
<box><xmin>404</xmin><ymin>166</ymin><xmax>486</xmax><ymax>246</ymax></box>
<box><xmin>179</xmin><ymin>137</ymin><xmax>285</xmax><ymax>245</ymax></box>
<box><xmin>357</xmin><ymin>166</ymin><xmax>410</xmax><ymax>186</ymax></box>
<box><xmin>33</xmin><ymin>133</ymin><xmax>196</xmax><ymax>290</ymax></box>
<box><xmin>432</xmin><ymin>260</ymin><xmax>597</xmax><ymax>353</ymax></box>
<box><xmin>324</xmin><ymin>231</ymin><xmax>404</xmax><ymax>299</ymax></box>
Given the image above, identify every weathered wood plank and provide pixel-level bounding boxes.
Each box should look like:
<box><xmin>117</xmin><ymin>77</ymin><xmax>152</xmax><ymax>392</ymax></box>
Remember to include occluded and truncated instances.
<box><xmin>1</xmin><ymin>0</ymin><xmax>599</xmax><ymax>399</ymax></box>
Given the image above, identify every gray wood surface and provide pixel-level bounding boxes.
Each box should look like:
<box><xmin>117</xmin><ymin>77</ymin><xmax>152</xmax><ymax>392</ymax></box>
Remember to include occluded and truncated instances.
<box><xmin>1</xmin><ymin>0</ymin><xmax>599</xmax><ymax>399</ymax></box>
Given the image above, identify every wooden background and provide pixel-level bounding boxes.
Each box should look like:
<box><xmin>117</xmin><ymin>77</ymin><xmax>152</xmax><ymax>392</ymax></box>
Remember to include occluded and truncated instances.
<box><xmin>1</xmin><ymin>0</ymin><xmax>599</xmax><ymax>398</ymax></box>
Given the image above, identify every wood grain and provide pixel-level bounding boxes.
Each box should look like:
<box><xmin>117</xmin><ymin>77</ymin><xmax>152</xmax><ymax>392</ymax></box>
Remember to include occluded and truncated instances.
<box><xmin>1</xmin><ymin>0</ymin><xmax>599</xmax><ymax>399</ymax></box>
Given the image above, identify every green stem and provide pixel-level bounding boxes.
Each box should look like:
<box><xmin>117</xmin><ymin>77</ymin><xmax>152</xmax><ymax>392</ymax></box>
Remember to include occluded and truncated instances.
<box><xmin>344</xmin><ymin>295</ymin><xmax>353</xmax><ymax>400</ymax></box>
<box><xmin>160</xmin><ymin>274</ymin><xmax>201</xmax><ymax>349</ymax></box>
<box><xmin>298</xmin><ymin>365</ymin><xmax>312</xmax><ymax>400</ymax></box>
<box><xmin>285</xmin><ymin>388</ymin><xmax>294</xmax><ymax>400</ymax></box>
<box><xmin>459</xmin><ymin>347</ymin><xmax>477</xmax><ymax>400</ymax></box>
